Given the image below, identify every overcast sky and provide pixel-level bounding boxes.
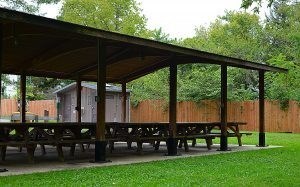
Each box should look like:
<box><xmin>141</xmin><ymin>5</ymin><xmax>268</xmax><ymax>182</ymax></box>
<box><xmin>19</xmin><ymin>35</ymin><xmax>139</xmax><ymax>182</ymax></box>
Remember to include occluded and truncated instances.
<box><xmin>41</xmin><ymin>0</ymin><xmax>266</xmax><ymax>38</ymax></box>
<box><xmin>136</xmin><ymin>0</ymin><xmax>244</xmax><ymax>38</ymax></box>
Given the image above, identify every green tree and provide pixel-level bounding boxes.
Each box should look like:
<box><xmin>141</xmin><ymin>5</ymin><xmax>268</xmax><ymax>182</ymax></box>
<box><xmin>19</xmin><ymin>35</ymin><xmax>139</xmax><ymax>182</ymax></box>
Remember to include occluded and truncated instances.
<box><xmin>264</xmin><ymin>1</ymin><xmax>300</xmax><ymax>62</ymax></box>
<box><xmin>181</xmin><ymin>11</ymin><xmax>265</xmax><ymax>101</ymax></box>
<box><xmin>263</xmin><ymin>1</ymin><xmax>300</xmax><ymax>103</ymax></box>
<box><xmin>178</xmin><ymin>64</ymin><xmax>221</xmax><ymax>102</ymax></box>
<box><xmin>0</xmin><ymin>0</ymin><xmax>61</xmax><ymax>14</ymax></box>
<box><xmin>128</xmin><ymin>68</ymin><xmax>169</xmax><ymax>107</ymax></box>
<box><xmin>14</xmin><ymin>77</ymin><xmax>73</xmax><ymax>100</ymax></box>
<box><xmin>266</xmin><ymin>54</ymin><xmax>300</xmax><ymax>108</ymax></box>
<box><xmin>150</xmin><ymin>27</ymin><xmax>180</xmax><ymax>44</ymax></box>
<box><xmin>240</xmin><ymin>0</ymin><xmax>298</xmax><ymax>12</ymax></box>
<box><xmin>58</xmin><ymin>0</ymin><xmax>147</xmax><ymax>37</ymax></box>
<box><xmin>1</xmin><ymin>74</ymin><xmax>14</xmax><ymax>98</ymax></box>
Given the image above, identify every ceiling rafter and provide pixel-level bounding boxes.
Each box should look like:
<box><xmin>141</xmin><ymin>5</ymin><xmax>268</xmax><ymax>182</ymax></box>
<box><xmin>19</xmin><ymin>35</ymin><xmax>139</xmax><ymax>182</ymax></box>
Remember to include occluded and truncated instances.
<box><xmin>119</xmin><ymin>57</ymin><xmax>173</xmax><ymax>83</ymax></box>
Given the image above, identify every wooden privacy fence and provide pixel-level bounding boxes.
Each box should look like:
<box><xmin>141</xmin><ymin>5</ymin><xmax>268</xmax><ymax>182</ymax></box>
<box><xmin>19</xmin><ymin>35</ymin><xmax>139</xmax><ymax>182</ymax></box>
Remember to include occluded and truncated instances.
<box><xmin>1</xmin><ymin>99</ymin><xmax>299</xmax><ymax>133</ymax></box>
<box><xmin>130</xmin><ymin>100</ymin><xmax>300</xmax><ymax>133</ymax></box>
<box><xmin>0</xmin><ymin>99</ymin><xmax>18</xmax><ymax>116</ymax></box>
<box><xmin>28</xmin><ymin>100</ymin><xmax>56</xmax><ymax>118</ymax></box>
<box><xmin>0</xmin><ymin>99</ymin><xmax>57</xmax><ymax>118</ymax></box>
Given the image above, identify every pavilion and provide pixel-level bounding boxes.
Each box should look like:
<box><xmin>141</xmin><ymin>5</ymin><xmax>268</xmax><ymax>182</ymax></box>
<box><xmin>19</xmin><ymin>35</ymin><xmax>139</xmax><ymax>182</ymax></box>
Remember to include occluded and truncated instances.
<box><xmin>0</xmin><ymin>8</ymin><xmax>287</xmax><ymax>162</ymax></box>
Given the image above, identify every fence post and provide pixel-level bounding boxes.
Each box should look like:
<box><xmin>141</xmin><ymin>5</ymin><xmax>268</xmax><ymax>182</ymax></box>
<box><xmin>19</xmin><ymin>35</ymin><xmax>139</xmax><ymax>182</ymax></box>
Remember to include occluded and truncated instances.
<box><xmin>44</xmin><ymin>110</ymin><xmax>49</xmax><ymax>123</ymax></box>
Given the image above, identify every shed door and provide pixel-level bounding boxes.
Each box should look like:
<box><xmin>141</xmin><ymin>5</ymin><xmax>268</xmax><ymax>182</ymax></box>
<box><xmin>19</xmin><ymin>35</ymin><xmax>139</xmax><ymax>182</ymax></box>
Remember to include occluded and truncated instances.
<box><xmin>106</xmin><ymin>94</ymin><xmax>116</xmax><ymax>122</ymax></box>
<box><xmin>63</xmin><ymin>94</ymin><xmax>72</xmax><ymax>122</ymax></box>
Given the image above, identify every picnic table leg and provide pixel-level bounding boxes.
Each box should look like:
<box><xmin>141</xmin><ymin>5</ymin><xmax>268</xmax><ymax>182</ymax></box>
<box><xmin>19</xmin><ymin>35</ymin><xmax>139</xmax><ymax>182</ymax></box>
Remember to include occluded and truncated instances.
<box><xmin>109</xmin><ymin>141</ymin><xmax>114</xmax><ymax>153</ymax></box>
<box><xmin>1</xmin><ymin>146</ymin><xmax>7</xmax><ymax>161</ymax></box>
<box><xmin>80</xmin><ymin>144</ymin><xmax>85</xmax><ymax>152</ymax></box>
<box><xmin>229</xmin><ymin>125</ymin><xmax>242</xmax><ymax>146</ymax></box>
<box><xmin>137</xmin><ymin>141</ymin><xmax>143</xmax><ymax>154</ymax></box>
<box><xmin>154</xmin><ymin>141</ymin><xmax>160</xmax><ymax>151</ymax></box>
<box><xmin>41</xmin><ymin>144</ymin><xmax>46</xmax><ymax>155</ymax></box>
<box><xmin>236</xmin><ymin>126</ymin><xmax>242</xmax><ymax>146</ymax></box>
<box><xmin>127</xmin><ymin>141</ymin><xmax>132</xmax><ymax>149</ymax></box>
<box><xmin>236</xmin><ymin>134</ymin><xmax>242</xmax><ymax>146</ymax></box>
<box><xmin>183</xmin><ymin>139</ymin><xmax>189</xmax><ymax>152</ymax></box>
<box><xmin>70</xmin><ymin>143</ymin><xmax>76</xmax><ymax>157</ymax></box>
<box><xmin>26</xmin><ymin>144</ymin><xmax>37</xmax><ymax>163</ymax></box>
<box><xmin>205</xmin><ymin>138</ymin><xmax>212</xmax><ymax>150</ymax></box>
<box><xmin>178</xmin><ymin>139</ymin><xmax>183</xmax><ymax>148</ymax></box>
<box><xmin>57</xmin><ymin>144</ymin><xmax>64</xmax><ymax>162</ymax></box>
<box><xmin>192</xmin><ymin>138</ymin><xmax>196</xmax><ymax>147</ymax></box>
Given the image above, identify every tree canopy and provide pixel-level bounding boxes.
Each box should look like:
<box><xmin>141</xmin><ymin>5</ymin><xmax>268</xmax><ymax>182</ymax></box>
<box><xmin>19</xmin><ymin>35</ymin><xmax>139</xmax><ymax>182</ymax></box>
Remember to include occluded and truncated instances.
<box><xmin>131</xmin><ymin>1</ymin><xmax>300</xmax><ymax>106</ymax></box>
<box><xmin>58</xmin><ymin>0</ymin><xmax>148</xmax><ymax>37</ymax></box>
<box><xmin>0</xmin><ymin>0</ymin><xmax>60</xmax><ymax>14</ymax></box>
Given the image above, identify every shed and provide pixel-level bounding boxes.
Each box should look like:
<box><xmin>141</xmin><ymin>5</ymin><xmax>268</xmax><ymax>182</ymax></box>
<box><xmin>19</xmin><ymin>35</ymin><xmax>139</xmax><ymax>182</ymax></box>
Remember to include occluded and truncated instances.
<box><xmin>54</xmin><ymin>82</ymin><xmax>130</xmax><ymax>122</ymax></box>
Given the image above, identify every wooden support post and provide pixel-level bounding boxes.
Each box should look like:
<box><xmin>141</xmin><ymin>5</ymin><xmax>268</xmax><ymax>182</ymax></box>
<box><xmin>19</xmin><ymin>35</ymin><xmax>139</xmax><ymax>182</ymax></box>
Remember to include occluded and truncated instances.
<box><xmin>20</xmin><ymin>73</ymin><xmax>26</xmax><ymax>123</ymax></box>
<box><xmin>0</xmin><ymin>24</ymin><xmax>6</xmax><ymax>166</ymax></box>
<box><xmin>220</xmin><ymin>64</ymin><xmax>229</xmax><ymax>151</ymax></box>
<box><xmin>166</xmin><ymin>63</ymin><xmax>178</xmax><ymax>156</ymax></box>
<box><xmin>122</xmin><ymin>82</ymin><xmax>127</xmax><ymax>122</ymax></box>
<box><xmin>76</xmin><ymin>78</ymin><xmax>81</xmax><ymax>123</ymax></box>
<box><xmin>95</xmin><ymin>39</ymin><xmax>107</xmax><ymax>162</ymax></box>
<box><xmin>258</xmin><ymin>70</ymin><xmax>266</xmax><ymax>147</ymax></box>
<box><xmin>0</xmin><ymin>24</ymin><xmax>2</xmax><ymax>121</ymax></box>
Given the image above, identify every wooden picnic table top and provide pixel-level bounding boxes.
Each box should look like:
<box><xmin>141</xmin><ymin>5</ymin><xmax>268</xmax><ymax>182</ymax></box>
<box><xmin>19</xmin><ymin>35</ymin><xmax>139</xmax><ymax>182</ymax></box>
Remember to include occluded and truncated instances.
<box><xmin>0</xmin><ymin>121</ymin><xmax>246</xmax><ymax>127</ymax></box>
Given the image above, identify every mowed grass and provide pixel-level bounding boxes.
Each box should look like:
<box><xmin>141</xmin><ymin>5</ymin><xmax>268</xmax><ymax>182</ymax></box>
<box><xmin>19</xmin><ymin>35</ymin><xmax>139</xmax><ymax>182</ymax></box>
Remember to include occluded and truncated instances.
<box><xmin>1</xmin><ymin>132</ymin><xmax>300</xmax><ymax>187</ymax></box>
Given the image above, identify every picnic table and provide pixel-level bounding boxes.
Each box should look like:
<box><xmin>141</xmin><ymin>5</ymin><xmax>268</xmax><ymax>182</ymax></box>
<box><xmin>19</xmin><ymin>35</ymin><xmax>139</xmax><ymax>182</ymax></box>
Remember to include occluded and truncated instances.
<box><xmin>0</xmin><ymin>122</ymin><xmax>251</xmax><ymax>162</ymax></box>
<box><xmin>0</xmin><ymin>122</ymin><xmax>95</xmax><ymax>162</ymax></box>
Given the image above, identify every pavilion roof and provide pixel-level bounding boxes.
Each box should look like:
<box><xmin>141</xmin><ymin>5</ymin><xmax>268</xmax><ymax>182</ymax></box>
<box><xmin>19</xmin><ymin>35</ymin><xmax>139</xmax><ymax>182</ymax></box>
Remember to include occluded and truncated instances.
<box><xmin>0</xmin><ymin>8</ymin><xmax>287</xmax><ymax>83</ymax></box>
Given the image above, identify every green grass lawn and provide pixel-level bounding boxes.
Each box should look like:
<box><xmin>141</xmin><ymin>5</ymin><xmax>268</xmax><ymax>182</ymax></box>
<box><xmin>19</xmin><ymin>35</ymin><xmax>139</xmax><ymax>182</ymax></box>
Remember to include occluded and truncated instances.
<box><xmin>1</xmin><ymin>132</ymin><xmax>300</xmax><ymax>186</ymax></box>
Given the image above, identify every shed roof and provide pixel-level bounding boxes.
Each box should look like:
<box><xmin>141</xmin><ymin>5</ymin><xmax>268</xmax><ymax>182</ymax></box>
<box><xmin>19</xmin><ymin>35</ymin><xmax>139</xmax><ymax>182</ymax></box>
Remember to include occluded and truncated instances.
<box><xmin>54</xmin><ymin>82</ymin><xmax>130</xmax><ymax>94</ymax></box>
<box><xmin>0</xmin><ymin>8</ymin><xmax>287</xmax><ymax>83</ymax></box>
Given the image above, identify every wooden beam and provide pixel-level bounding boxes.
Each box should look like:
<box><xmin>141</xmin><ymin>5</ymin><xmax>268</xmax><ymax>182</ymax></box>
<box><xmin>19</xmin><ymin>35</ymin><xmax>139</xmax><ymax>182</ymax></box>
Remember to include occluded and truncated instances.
<box><xmin>34</xmin><ymin>46</ymin><xmax>94</xmax><ymax>68</ymax></box>
<box><xmin>169</xmin><ymin>63</ymin><xmax>177</xmax><ymax>137</ymax></box>
<box><xmin>20</xmin><ymin>39</ymin><xmax>70</xmax><ymax>70</ymax></box>
<box><xmin>96</xmin><ymin>39</ymin><xmax>106</xmax><ymax>141</ymax></box>
<box><xmin>122</xmin><ymin>55</ymin><xmax>210</xmax><ymax>82</ymax></box>
<box><xmin>68</xmin><ymin>48</ymin><xmax>131</xmax><ymax>77</ymax></box>
<box><xmin>220</xmin><ymin>64</ymin><xmax>228</xmax><ymax>151</ymax></box>
<box><xmin>76</xmin><ymin>78</ymin><xmax>81</xmax><ymax>123</ymax></box>
<box><xmin>120</xmin><ymin>57</ymin><xmax>171</xmax><ymax>82</ymax></box>
<box><xmin>20</xmin><ymin>73</ymin><xmax>26</xmax><ymax>123</ymax></box>
<box><xmin>0</xmin><ymin>24</ymin><xmax>2</xmax><ymax>118</ymax></box>
<box><xmin>122</xmin><ymin>82</ymin><xmax>127</xmax><ymax>122</ymax></box>
<box><xmin>2</xmin><ymin>69</ymin><xmax>70</xmax><ymax>79</ymax></box>
<box><xmin>258</xmin><ymin>70</ymin><xmax>266</xmax><ymax>146</ymax></box>
<box><xmin>95</xmin><ymin>38</ymin><xmax>107</xmax><ymax>162</ymax></box>
<box><xmin>166</xmin><ymin>62</ymin><xmax>178</xmax><ymax>156</ymax></box>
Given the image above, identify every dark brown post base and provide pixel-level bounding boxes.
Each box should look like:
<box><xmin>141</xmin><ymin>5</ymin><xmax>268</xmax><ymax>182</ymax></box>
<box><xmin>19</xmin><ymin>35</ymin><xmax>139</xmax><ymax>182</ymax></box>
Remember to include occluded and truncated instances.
<box><xmin>258</xmin><ymin>132</ymin><xmax>267</xmax><ymax>147</ymax></box>
<box><xmin>94</xmin><ymin>141</ymin><xmax>110</xmax><ymax>163</ymax></box>
<box><xmin>1</xmin><ymin>146</ymin><xmax>7</xmax><ymax>161</ymax></box>
<box><xmin>166</xmin><ymin>138</ymin><xmax>178</xmax><ymax>156</ymax></box>
<box><xmin>218</xmin><ymin>135</ymin><xmax>231</xmax><ymax>151</ymax></box>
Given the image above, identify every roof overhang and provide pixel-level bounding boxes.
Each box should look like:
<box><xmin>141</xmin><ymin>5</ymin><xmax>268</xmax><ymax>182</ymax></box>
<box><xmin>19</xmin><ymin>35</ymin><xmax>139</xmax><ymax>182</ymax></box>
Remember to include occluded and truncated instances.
<box><xmin>0</xmin><ymin>8</ymin><xmax>287</xmax><ymax>83</ymax></box>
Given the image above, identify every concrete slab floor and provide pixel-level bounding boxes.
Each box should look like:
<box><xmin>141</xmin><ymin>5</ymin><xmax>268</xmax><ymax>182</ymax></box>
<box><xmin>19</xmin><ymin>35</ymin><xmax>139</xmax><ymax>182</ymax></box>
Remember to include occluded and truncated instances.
<box><xmin>0</xmin><ymin>143</ymin><xmax>281</xmax><ymax>176</ymax></box>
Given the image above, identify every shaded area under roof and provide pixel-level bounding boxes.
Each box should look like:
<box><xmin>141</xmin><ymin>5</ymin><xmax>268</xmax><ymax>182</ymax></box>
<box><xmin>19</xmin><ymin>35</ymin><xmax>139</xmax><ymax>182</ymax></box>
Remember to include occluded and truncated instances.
<box><xmin>0</xmin><ymin>8</ymin><xmax>287</xmax><ymax>83</ymax></box>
